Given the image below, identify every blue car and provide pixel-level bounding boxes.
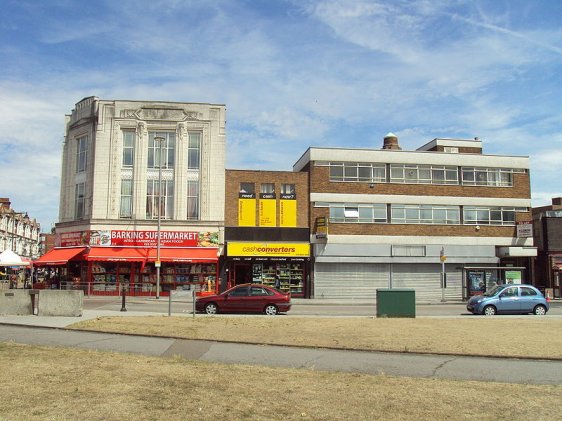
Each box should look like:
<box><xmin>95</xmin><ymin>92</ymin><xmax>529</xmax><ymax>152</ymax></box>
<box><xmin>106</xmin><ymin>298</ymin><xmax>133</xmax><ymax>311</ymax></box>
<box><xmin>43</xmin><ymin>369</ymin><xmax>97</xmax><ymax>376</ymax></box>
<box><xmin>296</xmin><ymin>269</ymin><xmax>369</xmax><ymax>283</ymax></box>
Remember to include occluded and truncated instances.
<box><xmin>466</xmin><ymin>284</ymin><xmax>550</xmax><ymax>316</ymax></box>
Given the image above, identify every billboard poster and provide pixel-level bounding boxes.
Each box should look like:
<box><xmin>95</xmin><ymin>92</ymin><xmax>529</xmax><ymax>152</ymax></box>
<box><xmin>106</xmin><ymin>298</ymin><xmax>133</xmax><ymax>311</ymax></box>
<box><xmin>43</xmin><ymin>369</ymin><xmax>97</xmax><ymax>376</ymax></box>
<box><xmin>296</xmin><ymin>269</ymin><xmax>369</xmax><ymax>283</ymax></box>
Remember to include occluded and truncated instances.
<box><xmin>238</xmin><ymin>193</ymin><xmax>256</xmax><ymax>226</ymax></box>
<box><xmin>259</xmin><ymin>197</ymin><xmax>276</xmax><ymax>227</ymax></box>
<box><xmin>280</xmin><ymin>198</ymin><xmax>297</xmax><ymax>227</ymax></box>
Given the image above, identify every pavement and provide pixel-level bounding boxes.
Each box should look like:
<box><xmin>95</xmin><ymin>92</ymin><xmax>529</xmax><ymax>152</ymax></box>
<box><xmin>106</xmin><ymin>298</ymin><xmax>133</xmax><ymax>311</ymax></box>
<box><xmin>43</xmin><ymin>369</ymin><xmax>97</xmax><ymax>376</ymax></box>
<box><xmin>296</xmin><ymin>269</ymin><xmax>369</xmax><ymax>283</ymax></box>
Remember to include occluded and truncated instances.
<box><xmin>1</xmin><ymin>300</ymin><xmax>562</xmax><ymax>385</ymax></box>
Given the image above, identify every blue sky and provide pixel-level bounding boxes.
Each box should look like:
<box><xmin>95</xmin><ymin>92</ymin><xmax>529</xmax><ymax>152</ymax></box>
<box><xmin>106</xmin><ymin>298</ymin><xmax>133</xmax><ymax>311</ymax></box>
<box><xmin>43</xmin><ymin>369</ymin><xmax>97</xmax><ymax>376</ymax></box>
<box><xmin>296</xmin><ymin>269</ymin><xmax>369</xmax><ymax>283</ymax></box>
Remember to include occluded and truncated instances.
<box><xmin>1</xmin><ymin>0</ymin><xmax>561</xmax><ymax>230</ymax></box>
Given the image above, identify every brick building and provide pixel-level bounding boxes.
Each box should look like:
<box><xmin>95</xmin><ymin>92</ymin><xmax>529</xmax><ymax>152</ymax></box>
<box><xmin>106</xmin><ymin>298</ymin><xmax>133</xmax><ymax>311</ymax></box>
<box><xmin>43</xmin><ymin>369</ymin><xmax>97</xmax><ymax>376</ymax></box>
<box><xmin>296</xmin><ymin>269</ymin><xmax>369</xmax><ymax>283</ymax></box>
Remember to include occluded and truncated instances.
<box><xmin>224</xmin><ymin>170</ymin><xmax>310</xmax><ymax>297</ymax></box>
<box><xmin>532</xmin><ymin>197</ymin><xmax>562</xmax><ymax>298</ymax></box>
<box><xmin>294</xmin><ymin>134</ymin><xmax>535</xmax><ymax>301</ymax></box>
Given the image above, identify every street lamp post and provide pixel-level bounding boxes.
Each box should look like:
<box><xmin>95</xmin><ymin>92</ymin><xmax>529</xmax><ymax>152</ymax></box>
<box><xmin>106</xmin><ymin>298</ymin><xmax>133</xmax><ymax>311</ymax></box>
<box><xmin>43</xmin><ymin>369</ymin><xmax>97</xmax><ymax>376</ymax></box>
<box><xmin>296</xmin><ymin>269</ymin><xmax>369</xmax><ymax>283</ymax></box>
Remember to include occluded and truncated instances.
<box><xmin>154</xmin><ymin>136</ymin><xmax>165</xmax><ymax>299</ymax></box>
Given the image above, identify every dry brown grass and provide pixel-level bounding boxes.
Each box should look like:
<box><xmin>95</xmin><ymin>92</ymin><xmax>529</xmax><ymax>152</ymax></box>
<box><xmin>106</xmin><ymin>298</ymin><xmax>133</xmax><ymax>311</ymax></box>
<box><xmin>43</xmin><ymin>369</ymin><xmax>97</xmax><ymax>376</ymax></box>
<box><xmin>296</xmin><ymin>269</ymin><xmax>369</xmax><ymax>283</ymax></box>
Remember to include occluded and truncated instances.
<box><xmin>70</xmin><ymin>316</ymin><xmax>562</xmax><ymax>359</ymax></box>
<box><xmin>0</xmin><ymin>341</ymin><xmax>560</xmax><ymax>421</ymax></box>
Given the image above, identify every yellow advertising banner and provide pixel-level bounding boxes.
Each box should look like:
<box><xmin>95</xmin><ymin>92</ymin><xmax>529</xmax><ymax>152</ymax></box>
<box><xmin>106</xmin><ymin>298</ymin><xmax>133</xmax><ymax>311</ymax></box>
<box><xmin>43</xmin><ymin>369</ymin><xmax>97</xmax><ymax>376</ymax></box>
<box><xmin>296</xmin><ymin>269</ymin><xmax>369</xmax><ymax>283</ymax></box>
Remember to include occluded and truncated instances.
<box><xmin>228</xmin><ymin>242</ymin><xmax>310</xmax><ymax>257</ymax></box>
<box><xmin>259</xmin><ymin>199</ymin><xmax>276</xmax><ymax>226</ymax></box>
<box><xmin>280</xmin><ymin>199</ymin><xmax>297</xmax><ymax>227</ymax></box>
<box><xmin>238</xmin><ymin>198</ymin><xmax>256</xmax><ymax>226</ymax></box>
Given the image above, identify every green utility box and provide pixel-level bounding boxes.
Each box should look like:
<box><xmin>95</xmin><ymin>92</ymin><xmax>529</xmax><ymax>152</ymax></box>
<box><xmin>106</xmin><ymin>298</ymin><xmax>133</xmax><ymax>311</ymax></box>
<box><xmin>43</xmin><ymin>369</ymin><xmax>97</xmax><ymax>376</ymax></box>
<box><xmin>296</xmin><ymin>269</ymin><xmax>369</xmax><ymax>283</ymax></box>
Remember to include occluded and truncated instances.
<box><xmin>376</xmin><ymin>288</ymin><xmax>416</xmax><ymax>318</ymax></box>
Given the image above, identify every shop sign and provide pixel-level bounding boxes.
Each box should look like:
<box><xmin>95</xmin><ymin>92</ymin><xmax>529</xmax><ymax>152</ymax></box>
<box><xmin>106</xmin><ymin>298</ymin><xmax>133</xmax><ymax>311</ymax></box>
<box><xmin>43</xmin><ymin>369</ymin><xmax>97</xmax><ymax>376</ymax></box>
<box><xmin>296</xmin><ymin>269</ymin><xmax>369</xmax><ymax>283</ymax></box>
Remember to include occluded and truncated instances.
<box><xmin>228</xmin><ymin>242</ymin><xmax>310</xmax><ymax>257</ymax></box>
<box><xmin>314</xmin><ymin>216</ymin><xmax>328</xmax><ymax>239</ymax></box>
<box><xmin>59</xmin><ymin>230</ymin><xmax>219</xmax><ymax>248</ymax></box>
<box><xmin>516</xmin><ymin>221</ymin><xmax>533</xmax><ymax>238</ymax></box>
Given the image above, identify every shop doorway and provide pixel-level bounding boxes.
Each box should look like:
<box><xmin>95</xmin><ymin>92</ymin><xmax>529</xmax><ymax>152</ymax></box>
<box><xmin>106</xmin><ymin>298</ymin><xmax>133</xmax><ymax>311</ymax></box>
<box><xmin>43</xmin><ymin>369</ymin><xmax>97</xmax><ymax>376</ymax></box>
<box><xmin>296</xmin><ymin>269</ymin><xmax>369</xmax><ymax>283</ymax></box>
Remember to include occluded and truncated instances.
<box><xmin>234</xmin><ymin>264</ymin><xmax>252</xmax><ymax>285</ymax></box>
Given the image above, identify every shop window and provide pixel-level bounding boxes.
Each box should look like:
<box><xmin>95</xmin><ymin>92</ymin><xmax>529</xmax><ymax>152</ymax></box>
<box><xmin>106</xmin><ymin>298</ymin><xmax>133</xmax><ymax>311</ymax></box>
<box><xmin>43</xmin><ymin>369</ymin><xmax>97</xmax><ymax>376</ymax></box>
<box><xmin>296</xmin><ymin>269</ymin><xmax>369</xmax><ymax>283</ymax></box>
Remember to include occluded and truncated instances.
<box><xmin>148</xmin><ymin>132</ymin><xmax>175</xmax><ymax>169</ymax></box>
<box><xmin>122</xmin><ymin>131</ymin><xmax>135</xmax><ymax>167</ymax></box>
<box><xmin>76</xmin><ymin>135</ymin><xmax>88</xmax><ymax>173</ymax></box>
<box><xmin>463</xmin><ymin>206</ymin><xmax>524</xmax><ymax>226</ymax></box>
<box><xmin>251</xmin><ymin>263</ymin><xmax>304</xmax><ymax>296</ymax></box>
<box><xmin>75</xmin><ymin>182</ymin><xmax>85</xmax><ymax>219</ymax></box>
<box><xmin>187</xmin><ymin>132</ymin><xmax>201</xmax><ymax>170</ymax></box>
<box><xmin>187</xmin><ymin>180</ymin><xmax>199</xmax><ymax>220</ymax></box>
<box><xmin>120</xmin><ymin>179</ymin><xmax>133</xmax><ymax>218</ymax></box>
<box><xmin>261</xmin><ymin>183</ymin><xmax>275</xmax><ymax>194</ymax></box>
<box><xmin>146</xmin><ymin>180</ymin><xmax>174</xmax><ymax>219</ymax></box>
<box><xmin>239</xmin><ymin>182</ymin><xmax>255</xmax><ymax>194</ymax></box>
<box><xmin>281</xmin><ymin>184</ymin><xmax>295</xmax><ymax>195</ymax></box>
<box><xmin>344</xmin><ymin>207</ymin><xmax>359</xmax><ymax>218</ymax></box>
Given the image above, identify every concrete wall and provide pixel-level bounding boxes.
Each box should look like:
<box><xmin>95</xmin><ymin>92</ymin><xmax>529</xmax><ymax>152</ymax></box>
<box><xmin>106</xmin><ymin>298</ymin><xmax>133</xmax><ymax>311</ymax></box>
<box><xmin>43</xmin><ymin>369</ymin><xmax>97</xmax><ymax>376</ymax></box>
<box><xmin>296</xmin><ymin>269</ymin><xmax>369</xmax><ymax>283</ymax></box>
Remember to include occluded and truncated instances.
<box><xmin>0</xmin><ymin>290</ymin><xmax>83</xmax><ymax>316</ymax></box>
<box><xmin>37</xmin><ymin>290</ymin><xmax>83</xmax><ymax>317</ymax></box>
<box><xmin>0</xmin><ymin>290</ymin><xmax>32</xmax><ymax>315</ymax></box>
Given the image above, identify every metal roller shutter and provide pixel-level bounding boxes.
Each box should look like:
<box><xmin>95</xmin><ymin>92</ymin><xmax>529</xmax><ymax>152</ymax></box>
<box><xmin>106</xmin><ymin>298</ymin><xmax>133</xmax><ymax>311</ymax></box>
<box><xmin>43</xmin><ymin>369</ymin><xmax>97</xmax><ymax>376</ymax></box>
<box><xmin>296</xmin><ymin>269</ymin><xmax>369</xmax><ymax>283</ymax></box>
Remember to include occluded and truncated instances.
<box><xmin>392</xmin><ymin>264</ymin><xmax>442</xmax><ymax>303</ymax></box>
<box><xmin>314</xmin><ymin>263</ymin><xmax>389</xmax><ymax>299</ymax></box>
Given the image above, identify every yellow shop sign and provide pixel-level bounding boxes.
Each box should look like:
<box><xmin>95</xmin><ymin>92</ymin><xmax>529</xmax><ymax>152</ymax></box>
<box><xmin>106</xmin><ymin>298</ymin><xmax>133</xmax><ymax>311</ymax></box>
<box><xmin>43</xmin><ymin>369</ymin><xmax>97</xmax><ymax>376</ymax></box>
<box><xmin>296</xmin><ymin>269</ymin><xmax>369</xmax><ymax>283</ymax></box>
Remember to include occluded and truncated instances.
<box><xmin>228</xmin><ymin>242</ymin><xmax>310</xmax><ymax>257</ymax></box>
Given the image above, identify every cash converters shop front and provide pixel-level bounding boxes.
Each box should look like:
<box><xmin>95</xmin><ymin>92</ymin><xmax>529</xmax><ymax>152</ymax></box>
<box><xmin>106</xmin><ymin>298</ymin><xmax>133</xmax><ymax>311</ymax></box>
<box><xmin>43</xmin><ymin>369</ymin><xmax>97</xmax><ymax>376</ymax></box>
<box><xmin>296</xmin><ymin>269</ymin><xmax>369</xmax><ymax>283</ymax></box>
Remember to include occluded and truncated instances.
<box><xmin>36</xmin><ymin>229</ymin><xmax>220</xmax><ymax>296</ymax></box>
<box><xmin>225</xmin><ymin>242</ymin><xmax>311</xmax><ymax>298</ymax></box>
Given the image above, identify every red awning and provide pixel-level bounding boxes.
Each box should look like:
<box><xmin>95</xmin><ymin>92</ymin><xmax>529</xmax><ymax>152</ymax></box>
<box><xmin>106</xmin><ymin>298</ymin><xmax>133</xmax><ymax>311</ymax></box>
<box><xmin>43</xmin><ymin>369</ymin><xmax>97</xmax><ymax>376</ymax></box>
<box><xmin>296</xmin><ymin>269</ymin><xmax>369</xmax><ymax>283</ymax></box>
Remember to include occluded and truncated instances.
<box><xmin>147</xmin><ymin>247</ymin><xmax>219</xmax><ymax>263</ymax></box>
<box><xmin>34</xmin><ymin>247</ymin><xmax>87</xmax><ymax>266</ymax></box>
<box><xmin>86</xmin><ymin>247</ymin><xmax>150</xmax><ymax>262</ymax></box>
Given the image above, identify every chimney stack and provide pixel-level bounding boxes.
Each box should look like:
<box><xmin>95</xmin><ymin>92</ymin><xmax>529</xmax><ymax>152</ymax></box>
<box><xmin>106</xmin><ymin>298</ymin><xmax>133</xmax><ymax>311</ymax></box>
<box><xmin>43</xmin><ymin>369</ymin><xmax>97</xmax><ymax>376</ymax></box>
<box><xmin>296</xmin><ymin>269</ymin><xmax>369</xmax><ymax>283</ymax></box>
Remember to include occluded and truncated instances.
<box><xmin>382</xmin><ymin>132</ymin><xmax>401</xmax><ymax>150</ymax></box>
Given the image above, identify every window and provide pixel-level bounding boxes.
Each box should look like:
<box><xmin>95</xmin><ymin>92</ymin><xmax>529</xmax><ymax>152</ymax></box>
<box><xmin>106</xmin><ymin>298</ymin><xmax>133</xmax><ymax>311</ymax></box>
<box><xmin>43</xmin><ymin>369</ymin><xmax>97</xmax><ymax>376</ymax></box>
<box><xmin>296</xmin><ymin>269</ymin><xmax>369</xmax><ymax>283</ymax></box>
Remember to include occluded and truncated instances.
<box><xmin>281</xmin><ymin>184</ymin><xmax>295</xmax><ymax>195</ymax></box>
<box><xmin>186</xmin><ymin>180</ymin><xmax>199</xmax><ymax>220</ymax></box>
<box><xmin>250</xmin><ymin>286</ymin><xmax>273</xmax><ymax>296</ymax></box>
<box><xmin>325</xmin><ymin>162</ymin><xmax>386</xmax><ymax>183</ymax></box>
<box><xmin>187</xmin><ymin>132</ymin><xmax>201</xmax><ymax>170</ymax></box>
<box><xmin>329</xmin><ymin>203</ymin><xmax>387</xmax><ymax>223</ymax></box>
<box><xmin>75</xmin><ymin>183</ymin><xmax>85</xmax><ymax>219</ymax></box>
<box><xmin>229</xmin><ymin>286</ymin><xmax>249</xmax><ymax>297</ymax></box>
<box><xmin>148</xmin><ymin>132</ymin><xmax>175</xmax><ymax>169</ymax></box>
<box><xmin>463</xmin><ymin>206</ymin><xmax>525</xmax><ymax>226</ymax></box>
<box><xmin>389</xmin><ymin>164</ymin><xmax>458</xmax><ymax>185</ymax></box>
<box><xmin>120</xmin><ymin>179</ymin><xmax>133</xmax><ymax>218</ymax></box>
<box><xmin>146</xmin><ymin>180</ymin><xmax>174</xmax><ymax>219</ymax></box>
<box><xmin>520</xmin><ymin>287</ymin><xmax>537</xmax><ymax>297</ymax></box>
<box><xmin>122</xmin><ymin>131</ymin><xmax>135</xmax><ymax>167</ymax></box>
<box><xmin>261</xmin><ymin>183</ymin><xmax>275</xmax><ymax>194</ymax></box>
<box><xmin>461</xmin><ymin>167</ymin><xmax>513</xmax><ymax>187</ymax></box>
<box><xmin>239</xmin><ymin>183</ymin><xmax>255</xmax><ymax>194</ymax></box>
<box><xmin>76</xmin><ymin>136</ymin><xmax>88</xmax><ymax>173</ymax></box>
<box><xmin>391</xmin><ymin>204</ymin><xmax>460</xmax><ymax>224</ymax></box>
<box><xmin>501</xmin><ymin>287</ymin><xmax>518</xmax><ymax>297</ymax></box>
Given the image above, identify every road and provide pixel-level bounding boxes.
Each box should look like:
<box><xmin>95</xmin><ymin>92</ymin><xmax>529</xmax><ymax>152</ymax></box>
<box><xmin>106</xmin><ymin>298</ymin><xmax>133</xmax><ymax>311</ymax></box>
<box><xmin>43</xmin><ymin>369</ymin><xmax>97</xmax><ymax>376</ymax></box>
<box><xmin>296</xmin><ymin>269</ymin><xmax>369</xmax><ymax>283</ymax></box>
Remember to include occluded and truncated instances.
<box><xmin>84</xmin><ymin>295</ymin><xmax>562</xmax><ymax>317</ymax></box>
<box><xmin>1</xmin><ymin>324</ymin><xmax>560</xmax><ymax>385</ymax></box>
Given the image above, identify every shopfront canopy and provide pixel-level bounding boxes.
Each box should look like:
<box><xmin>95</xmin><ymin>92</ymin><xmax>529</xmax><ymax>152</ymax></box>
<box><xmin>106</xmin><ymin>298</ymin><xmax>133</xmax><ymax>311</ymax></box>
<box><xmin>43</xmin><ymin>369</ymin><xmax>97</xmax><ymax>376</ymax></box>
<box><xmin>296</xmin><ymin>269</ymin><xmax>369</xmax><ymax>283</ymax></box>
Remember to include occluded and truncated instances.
<box><xmin>85</xmin><ymin>247</ymin><xmax>150</xmax><ymax>262</ymax></box>
<box><xmin>0</xmin><ymin>249</ymin><xmax>30</xmax><ymax>266</ymax></box>
<box><xmin>33</xmin><ymin>247</ymin><xmax>86</xmax><ymax>266</ymax></box>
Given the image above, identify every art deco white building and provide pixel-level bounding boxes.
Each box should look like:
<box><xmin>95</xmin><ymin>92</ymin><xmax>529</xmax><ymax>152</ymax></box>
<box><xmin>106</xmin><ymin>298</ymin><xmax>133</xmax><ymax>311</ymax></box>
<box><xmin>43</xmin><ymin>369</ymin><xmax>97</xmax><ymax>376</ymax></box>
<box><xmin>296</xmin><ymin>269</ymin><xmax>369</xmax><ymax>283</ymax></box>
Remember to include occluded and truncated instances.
<box><xmin>42</xmin><ymin>97</ymin><xmax>226</xmax><ymax>295</ymax></box>
<box><xmin>58</xmin><ymin>96</ymin><xmax>226</xmax><ymax>235</ymax></box>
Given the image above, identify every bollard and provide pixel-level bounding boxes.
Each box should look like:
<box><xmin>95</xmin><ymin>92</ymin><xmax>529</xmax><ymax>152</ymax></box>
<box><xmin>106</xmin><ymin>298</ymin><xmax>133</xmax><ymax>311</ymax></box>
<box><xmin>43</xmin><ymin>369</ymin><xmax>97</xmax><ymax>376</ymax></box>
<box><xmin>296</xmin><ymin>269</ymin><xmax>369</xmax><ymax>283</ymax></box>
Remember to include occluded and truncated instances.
<box><xmin>120</xmin><ymin>287</ymin><xmax>127</xmax><ymax>312</ymax></box>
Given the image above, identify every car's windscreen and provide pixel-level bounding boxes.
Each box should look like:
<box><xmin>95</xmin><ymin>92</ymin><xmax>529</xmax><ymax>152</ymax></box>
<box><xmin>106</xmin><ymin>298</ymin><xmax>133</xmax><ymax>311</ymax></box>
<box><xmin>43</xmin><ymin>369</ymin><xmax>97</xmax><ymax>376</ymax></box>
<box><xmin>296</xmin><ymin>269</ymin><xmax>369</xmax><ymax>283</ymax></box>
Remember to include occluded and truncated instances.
<box><xmin>483</xmin><ymin>285</ymin><xmax>504</xmax><ymax>296</ymax></box>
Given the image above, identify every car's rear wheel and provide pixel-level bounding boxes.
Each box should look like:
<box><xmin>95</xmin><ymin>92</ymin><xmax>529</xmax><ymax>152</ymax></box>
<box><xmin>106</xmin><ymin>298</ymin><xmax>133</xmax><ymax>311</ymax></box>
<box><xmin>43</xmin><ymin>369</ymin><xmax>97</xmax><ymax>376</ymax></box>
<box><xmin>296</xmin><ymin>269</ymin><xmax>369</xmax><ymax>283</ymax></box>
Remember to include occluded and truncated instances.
<box><xmin>483</xmin><ymin>305</ymin><xmax>496</xmax><ymax>316</ymax></box>
<box><xmin>264</xmin><ymin>304</ymin><xmax>278</xmax><ymax>315</ymax></box>
<box><xmin>533</xmin><ymin>305</ymin><xmax>547</xmax><ymax>316</ymax></box>
<box><xmin>205</xmin><ymin>303</ymin><xmax>218</xmax><ymax>315</ymax></box>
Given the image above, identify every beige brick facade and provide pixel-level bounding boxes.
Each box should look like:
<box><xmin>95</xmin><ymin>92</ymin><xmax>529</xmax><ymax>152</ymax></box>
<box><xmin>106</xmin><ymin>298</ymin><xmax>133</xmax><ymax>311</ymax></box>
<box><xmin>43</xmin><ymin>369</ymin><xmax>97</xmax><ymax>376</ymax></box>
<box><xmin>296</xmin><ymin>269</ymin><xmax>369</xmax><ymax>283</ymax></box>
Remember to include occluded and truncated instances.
<box><xmin>225</xmin><ymin>170</ymin><xmax>309</xmax><ymax>228</ymax></box>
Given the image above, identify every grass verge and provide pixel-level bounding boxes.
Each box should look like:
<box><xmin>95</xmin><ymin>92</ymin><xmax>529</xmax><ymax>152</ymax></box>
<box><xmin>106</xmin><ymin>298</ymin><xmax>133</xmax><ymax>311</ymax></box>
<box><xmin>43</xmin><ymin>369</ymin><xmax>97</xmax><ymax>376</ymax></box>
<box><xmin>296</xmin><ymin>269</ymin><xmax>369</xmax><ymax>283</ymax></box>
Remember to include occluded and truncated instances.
<box><xmin>70</xmin><ymin>316</ymin><xmax>562</xmax><ymax>359</ymax></box>
<box><xmin>1</xmin><ymin>342</ymin><xmax>560</xmax><ymax>421</ymax></box>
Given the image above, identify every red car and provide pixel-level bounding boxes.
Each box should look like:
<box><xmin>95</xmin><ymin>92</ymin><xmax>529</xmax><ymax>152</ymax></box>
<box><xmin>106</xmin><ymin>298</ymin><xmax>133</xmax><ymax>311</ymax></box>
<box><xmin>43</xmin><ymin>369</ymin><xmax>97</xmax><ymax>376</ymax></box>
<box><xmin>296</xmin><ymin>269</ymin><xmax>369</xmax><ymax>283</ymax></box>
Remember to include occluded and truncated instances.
<box><xmin>196</xmin><ymin>284</ymin><xmax>291</xmax><ymax>315</ymax></box>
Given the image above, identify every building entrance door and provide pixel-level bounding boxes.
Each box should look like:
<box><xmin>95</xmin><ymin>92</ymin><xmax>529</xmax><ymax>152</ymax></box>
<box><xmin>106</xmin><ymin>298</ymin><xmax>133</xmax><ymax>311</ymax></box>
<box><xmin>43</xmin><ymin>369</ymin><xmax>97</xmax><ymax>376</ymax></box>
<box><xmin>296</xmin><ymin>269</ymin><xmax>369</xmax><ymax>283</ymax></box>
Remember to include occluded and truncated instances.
<box><xmin>234</xmin><ymin>264</ymin><xmax>252</xmax><ymax>285</ymax></box>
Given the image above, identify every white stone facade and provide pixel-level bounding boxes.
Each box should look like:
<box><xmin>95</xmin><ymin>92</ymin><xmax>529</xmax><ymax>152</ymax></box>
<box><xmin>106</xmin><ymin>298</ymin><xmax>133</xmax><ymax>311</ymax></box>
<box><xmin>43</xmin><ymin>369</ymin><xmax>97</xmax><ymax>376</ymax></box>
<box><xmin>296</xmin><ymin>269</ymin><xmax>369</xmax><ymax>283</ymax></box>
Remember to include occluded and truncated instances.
<box><xmin>58</xmin><ymin>97</ymin><xmax>226</xmax><ymax>237</ymax></box>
